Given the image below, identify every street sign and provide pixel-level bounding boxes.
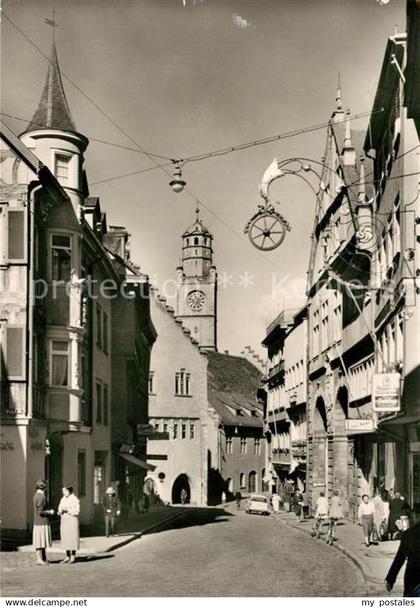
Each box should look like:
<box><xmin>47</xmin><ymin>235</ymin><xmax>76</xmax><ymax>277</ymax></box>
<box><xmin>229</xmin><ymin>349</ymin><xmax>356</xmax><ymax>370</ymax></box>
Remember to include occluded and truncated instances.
<box><xmin>346</xmin><ymin>419</ymin><xmax>375</xmax><ymax>433</ymax></box>
<box><xmin>372</xmin><ymin>373</ymin><xmax>401</xmax><ymax>412</ymax></box>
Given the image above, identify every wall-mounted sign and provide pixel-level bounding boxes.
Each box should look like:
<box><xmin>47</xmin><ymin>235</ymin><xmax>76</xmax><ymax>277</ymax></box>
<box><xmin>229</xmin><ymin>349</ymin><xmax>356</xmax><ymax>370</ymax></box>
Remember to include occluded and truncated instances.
<box><xmin>346</xmin><ymin>419</ymin><xmax>375</xmax><ymax>433</ymax></box>
<box><xmin>372</xmin><ymin>373</ymin><xmax>401</xmax><ymax>412</ymax></box>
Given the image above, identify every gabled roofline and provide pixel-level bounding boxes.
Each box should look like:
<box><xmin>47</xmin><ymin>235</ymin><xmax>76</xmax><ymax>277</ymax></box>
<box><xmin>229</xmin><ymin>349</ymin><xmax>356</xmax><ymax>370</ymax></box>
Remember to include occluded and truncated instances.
<box><xmin>363</xmin><ymin>37</ymin><xmax>405</xmax><ymax>152</ymax></box>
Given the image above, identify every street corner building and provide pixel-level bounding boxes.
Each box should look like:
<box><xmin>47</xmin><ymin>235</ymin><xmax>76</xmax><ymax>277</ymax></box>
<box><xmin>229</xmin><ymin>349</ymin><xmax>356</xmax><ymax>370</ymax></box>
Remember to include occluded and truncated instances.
<box><xmin>145</xmin><ymin>213</ymin><xmax>265</xmax><ymax>506</ymax></box>
<box><xmin>259</xmin><ymin>2</ymin><xmax>420</xmax><ymax>518</ymax></box>
<box><xmin>0</xmin><ymin>37</ymin><xmax>156</xmax><ymax>537</ymax></box>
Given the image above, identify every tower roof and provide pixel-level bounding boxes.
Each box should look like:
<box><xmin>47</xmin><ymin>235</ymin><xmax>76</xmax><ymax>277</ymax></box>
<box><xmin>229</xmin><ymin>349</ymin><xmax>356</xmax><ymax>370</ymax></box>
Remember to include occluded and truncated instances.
<box><xmin>183</xmin><ymin>207</ymin><xmax>212</xmax><ymax>237</ymax></box>
<box><xmin>25</xmin><ymin>40</ymin><xmax>77</xmax><ymax>134</ymax></box>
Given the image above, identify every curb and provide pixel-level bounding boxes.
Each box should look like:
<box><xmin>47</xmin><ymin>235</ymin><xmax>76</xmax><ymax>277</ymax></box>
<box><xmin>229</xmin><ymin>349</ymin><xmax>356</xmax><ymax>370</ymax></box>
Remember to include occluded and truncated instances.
<box><xmin>103</xmin><ymin>511</ymin><xmax>185</xmax><ymax>552</ymax></box>
<box><xmin>273</xmin><ymin>514</ymin><xmax>403</xmax><ymax>591</ymax></box>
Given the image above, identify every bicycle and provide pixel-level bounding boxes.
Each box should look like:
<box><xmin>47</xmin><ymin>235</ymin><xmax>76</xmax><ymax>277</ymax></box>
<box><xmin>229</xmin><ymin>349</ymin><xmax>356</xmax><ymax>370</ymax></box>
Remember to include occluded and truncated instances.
<box><xmin>311</xmin><ymin>515</ymin><xmax>327</xmax><ymax>539</ymax></box>
<box><xmin>325</xmin><ymin>517</ymin><xmax>338</xmax><ymax>545</ymax></box>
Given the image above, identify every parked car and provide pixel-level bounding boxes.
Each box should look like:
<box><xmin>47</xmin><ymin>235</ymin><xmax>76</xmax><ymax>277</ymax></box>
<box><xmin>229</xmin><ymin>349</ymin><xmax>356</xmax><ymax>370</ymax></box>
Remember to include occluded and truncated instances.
<box><xmin>246</xmin><ymin>494</ymin><xmax>270</xmax><ymax>515</ymax></box>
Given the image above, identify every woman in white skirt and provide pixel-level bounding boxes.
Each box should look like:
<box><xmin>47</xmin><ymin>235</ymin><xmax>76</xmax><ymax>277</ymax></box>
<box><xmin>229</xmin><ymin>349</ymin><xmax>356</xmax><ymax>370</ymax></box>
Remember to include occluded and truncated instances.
<box><xmin>32</xmin><ymin>480</ymin><xmax>54</xmax><ymax>565</ymax></box>
<box><xmin>58</xmin><ymin>484</ymin><xmax>80</xmax><ymax>564</ymax></box>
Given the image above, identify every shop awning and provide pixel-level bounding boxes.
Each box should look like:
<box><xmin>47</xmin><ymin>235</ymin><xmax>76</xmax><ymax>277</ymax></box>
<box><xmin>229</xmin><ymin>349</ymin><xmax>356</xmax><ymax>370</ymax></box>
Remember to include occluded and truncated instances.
<box><xmin>119</xmin><ymin>452</ymin><xmax>156</xmax><ymax>472</ymax></box>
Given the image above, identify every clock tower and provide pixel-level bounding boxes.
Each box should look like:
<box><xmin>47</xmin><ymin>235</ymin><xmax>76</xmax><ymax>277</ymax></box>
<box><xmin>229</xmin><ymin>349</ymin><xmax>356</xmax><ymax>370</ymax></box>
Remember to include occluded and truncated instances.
<box><xmin>176</xmin><ymin>208</ymin><xmax>217</xmax><ymax>351</ymax></box>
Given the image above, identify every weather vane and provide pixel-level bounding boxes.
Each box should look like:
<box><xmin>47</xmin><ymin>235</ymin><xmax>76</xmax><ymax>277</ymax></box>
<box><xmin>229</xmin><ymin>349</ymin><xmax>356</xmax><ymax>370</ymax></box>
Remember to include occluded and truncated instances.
<box><xmin>45</xmin><ymin>9</ymin><xmax>58</xmax><ymax>40</ymax></box>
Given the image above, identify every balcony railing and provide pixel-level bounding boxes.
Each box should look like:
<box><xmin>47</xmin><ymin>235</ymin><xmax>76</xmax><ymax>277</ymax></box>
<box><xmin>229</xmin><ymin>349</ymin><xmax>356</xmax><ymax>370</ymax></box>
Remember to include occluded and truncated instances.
<box><xmin>271</xmin><ymin>447</ymin><xmax>291</xmax><ymax>464</ymax></box>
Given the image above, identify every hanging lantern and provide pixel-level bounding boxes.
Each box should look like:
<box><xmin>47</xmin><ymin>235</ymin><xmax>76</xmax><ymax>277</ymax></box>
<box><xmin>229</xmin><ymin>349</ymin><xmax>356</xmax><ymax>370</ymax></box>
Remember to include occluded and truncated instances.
<box><xmin>169</xmin><ymin>161</ymin><xmax>186</xmax><ymax>193</ymax></box>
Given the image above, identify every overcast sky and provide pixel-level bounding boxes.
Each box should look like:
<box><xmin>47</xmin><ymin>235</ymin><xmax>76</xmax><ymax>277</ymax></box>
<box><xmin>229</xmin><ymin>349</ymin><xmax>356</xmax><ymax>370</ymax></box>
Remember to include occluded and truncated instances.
<box><xmin>2</xmin><ymin>0</ymin><xmax>406</xmax><ymax>356</ymax></box>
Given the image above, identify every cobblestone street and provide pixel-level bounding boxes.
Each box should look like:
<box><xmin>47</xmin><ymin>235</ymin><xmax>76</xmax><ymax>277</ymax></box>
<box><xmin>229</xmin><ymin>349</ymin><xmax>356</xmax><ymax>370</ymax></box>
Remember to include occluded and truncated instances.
<box><xmin>1</xmin><ymin>506</ymin><xmax>392</xmax><ymax>597</ymax></box>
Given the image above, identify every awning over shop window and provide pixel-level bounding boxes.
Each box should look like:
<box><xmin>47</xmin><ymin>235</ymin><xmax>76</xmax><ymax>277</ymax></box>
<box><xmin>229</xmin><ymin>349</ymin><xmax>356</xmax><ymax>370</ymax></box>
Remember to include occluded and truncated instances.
<box><xmin>119</xmin><ymin>452</ymin><xmax>156</xmax><ymax>472</ymax></box>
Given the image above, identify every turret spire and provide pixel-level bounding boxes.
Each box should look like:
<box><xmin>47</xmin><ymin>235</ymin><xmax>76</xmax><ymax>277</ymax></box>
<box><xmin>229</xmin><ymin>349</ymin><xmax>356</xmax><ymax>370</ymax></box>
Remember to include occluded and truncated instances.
<box><xmin>336</xmin><ymin>72</ymin><xmax>342</xmax><ymax>111</ymax></box>
<box><xmin>25</xmin><ymin>18</ymin><xmax>77</xmax><ymax>133</ymax></box>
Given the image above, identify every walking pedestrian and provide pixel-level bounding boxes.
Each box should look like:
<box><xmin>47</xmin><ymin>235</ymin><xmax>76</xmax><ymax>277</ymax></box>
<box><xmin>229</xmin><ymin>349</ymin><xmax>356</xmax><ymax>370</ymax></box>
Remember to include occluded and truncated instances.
<box><xmin>103</xmin><ymin>486</ymin><xmax>121</xmax><ymax>537</ymax></box>
<box><xmin>358</xmin><ymin>494</ymin><xmax>376</xmax><ymax>547</ymax></box>
<box><xmin>301</xmin><ymin>490</ymin><xmax>310</xmax><ymax>520</ymax></box>
<box><xmin>293</xmin><ymin>490</ymin><xmax>303</xmax><ymax>521</ymax></box>
<box><xmin>221</xmin><ymin>491</ymin><xmax>226</xmax><ymax>504</ymax></box>
<box><xmin>271</xmin><ymin>492</ymin><xmax>281</xmax><ymax>513</ymax></box>
<box><xmin>58</xmin><ymin>485</ymin><xmax>80</xmax><ymax>564</ymax></box>
<box><xmin>330</xmin><ymin>491</ymin><xmax>344</xmax><ymax>520</ymax></box>
<box><xmin>235</xmin><ymin>491</ymin><xmax>242</xmax><ymax>510</ymax></box>
<box><xmin>180</xmin><ymin>488</ymin><xmax>188</xmax><ymax>505</ymax></box>
<box><xmin>373</xmin><ymin>488</ymin><xmax>387</xmax><ymax>541</ymax></box>
<box><xmin>32</xmin><ymin>480</ymin><xmax>54</xmax><ymax>565</ymax></box>
<box><xmin>386</xmin><ymin>503</ymin><xmax>420</xmax><ymax>597</ymax></box>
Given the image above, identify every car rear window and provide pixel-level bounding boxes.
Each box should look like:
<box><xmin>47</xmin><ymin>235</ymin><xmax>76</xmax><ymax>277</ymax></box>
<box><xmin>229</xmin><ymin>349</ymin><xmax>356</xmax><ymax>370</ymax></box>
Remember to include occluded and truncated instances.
<box><xmin>251</xmin><ymin>496</ymin><xmax>267</xmax><ymax>503</ymax></box>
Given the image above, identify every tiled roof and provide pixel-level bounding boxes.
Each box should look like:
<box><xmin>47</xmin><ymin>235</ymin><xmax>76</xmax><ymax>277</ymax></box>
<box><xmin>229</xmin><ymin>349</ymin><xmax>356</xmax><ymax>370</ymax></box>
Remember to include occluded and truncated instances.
<box><xmin>183</xmin><ymin>218</ymin><xmax>212</xmax><ymax>237</ymax></box>
<box><xmin>207</xmin><ymin>352</ymin><xmax>263</xmax><ymax>427</ymax></box>
<box><xmin>25</xmin><ymin>41</ymin><xmax>77</xmax><ymax>133</ymax></box>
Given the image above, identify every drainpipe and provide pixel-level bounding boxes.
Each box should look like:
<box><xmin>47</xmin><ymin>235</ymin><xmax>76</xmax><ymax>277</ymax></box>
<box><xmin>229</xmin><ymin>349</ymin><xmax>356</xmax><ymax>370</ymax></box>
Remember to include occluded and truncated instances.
<box><xmin>27</xmin><ymin>181</ymin><xmax>43</xmax><ymax>419</ymax></box>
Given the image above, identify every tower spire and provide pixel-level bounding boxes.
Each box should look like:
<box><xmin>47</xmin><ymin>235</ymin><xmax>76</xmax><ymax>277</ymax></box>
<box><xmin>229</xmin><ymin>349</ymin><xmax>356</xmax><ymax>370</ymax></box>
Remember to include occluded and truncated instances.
<box><xmin>336</xmin><ymin>72</ymin><xmax>342</xmax><ymax>111</ymax></box>
<box><xmin>25</xmin><ymin>15</ymin><xmax>77</xmax><ymax>133</ymax></box>
<box><xmin>342</xmin><ymin>112</ymin><xmax>356</xmax><ymax>166</ymax></box>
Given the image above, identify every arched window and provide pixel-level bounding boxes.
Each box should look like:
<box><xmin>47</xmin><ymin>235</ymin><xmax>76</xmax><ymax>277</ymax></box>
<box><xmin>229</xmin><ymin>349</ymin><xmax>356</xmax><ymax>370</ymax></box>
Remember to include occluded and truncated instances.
<box><xmin>239</xmin><ymin>473</ymin><xmax>245</xmax><ymax>489</ymax></box>
<box><xmin>194</xmin><ymin>237</ymin><xmax>199</xmax><ymax>245</ymax></box>
<box><xmin>186</xmin><ymin>238</ymin><xmax>190</xmax><ymax>245</ymax></box>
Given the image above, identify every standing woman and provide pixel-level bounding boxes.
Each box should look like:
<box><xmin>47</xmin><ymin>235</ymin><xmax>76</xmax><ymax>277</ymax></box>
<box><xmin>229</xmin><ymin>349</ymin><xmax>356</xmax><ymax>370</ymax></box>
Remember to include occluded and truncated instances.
<box><xmin>58</xmin><ymin>485</ymin><xmax>80</xmax><ymax>564</ymax></box>
<box><xmin>32</xmin><ymin>480</ymin><xmax>54</xmax><ymax>565</ymax></box>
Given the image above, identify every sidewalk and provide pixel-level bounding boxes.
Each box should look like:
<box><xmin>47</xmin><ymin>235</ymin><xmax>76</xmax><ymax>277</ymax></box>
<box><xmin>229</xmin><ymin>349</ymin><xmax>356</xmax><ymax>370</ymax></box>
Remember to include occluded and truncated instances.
<box><xmin>273</xmin><ymin>511</ymin><xmax>405</xmax><ymax>592</ymax></box>
<box><xmin>15</xmin><ymin>506</ymin><xmax>184</xmax><ymax>555</ymax></box>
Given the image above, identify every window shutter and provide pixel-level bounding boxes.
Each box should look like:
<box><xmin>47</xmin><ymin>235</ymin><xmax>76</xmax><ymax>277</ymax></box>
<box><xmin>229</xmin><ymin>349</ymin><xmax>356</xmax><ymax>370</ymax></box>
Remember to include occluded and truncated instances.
<box><xmin>6</xmin><ymin>326</ymin><xmax>26</xmax><ymax>380</ymax></box>
<box><xmin>8</xmin><ymin>209</ymin><xmax>26</xmax><ymax>262</ymax></box>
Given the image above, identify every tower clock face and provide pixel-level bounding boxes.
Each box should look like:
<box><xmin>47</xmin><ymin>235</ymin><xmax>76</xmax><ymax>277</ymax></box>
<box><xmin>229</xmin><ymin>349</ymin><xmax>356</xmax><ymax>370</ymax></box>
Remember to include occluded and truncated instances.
<box><xmin>187</xmin><ymin>290</ymin><xmax>205</xmax><ymax>311</ymax></box>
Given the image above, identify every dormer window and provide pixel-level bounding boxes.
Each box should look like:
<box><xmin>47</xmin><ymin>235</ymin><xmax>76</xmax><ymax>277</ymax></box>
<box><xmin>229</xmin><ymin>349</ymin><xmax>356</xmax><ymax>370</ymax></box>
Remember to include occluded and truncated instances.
<box><xmin>236</xmin><ymin>408</ymin><xmax>243</xmax><ymax>416</ymax></box>
<box><xmin>54</xmin><ymin>153</ymin><xmax>71</xmax><ymax>184</ymax></box>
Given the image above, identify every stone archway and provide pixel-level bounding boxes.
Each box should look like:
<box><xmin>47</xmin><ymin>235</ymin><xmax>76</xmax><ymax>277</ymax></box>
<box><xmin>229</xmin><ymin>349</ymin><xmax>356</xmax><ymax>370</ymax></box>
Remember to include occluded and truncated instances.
<box><xmin>335</xmin><ymin>386</ymin><xmax>349</xmax><ymax>433</ymax></box>
<box><xmin>171</xmin><ymin>474</ymin><xmax>191</xmax><ymax>504</ymax></box>
<box><xmin>313</xmin><ymin>396</ymin><xmax>328</xmax><ymax>435</ymax></box>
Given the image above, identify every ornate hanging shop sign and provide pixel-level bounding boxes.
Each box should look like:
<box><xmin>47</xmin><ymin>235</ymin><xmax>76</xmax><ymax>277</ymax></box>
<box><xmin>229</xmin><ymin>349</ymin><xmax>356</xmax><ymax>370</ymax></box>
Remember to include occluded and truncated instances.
<box><xmin>244</xmin><ymin>203</ymin><xmax>291</xmax><ymax>251</ymax></box>
<box><xmin>372</xmin><ymin>373</ymin><xmax>401</xmax><ymax>412</ymax></box>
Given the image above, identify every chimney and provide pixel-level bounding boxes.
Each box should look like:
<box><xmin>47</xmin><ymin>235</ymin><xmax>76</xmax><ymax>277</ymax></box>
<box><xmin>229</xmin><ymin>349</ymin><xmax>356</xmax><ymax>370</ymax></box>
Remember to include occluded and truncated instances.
<box><xmin>103</xmin><ymin>226</ymin><xmax>131</xmax><ymax>261</ymax></box>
